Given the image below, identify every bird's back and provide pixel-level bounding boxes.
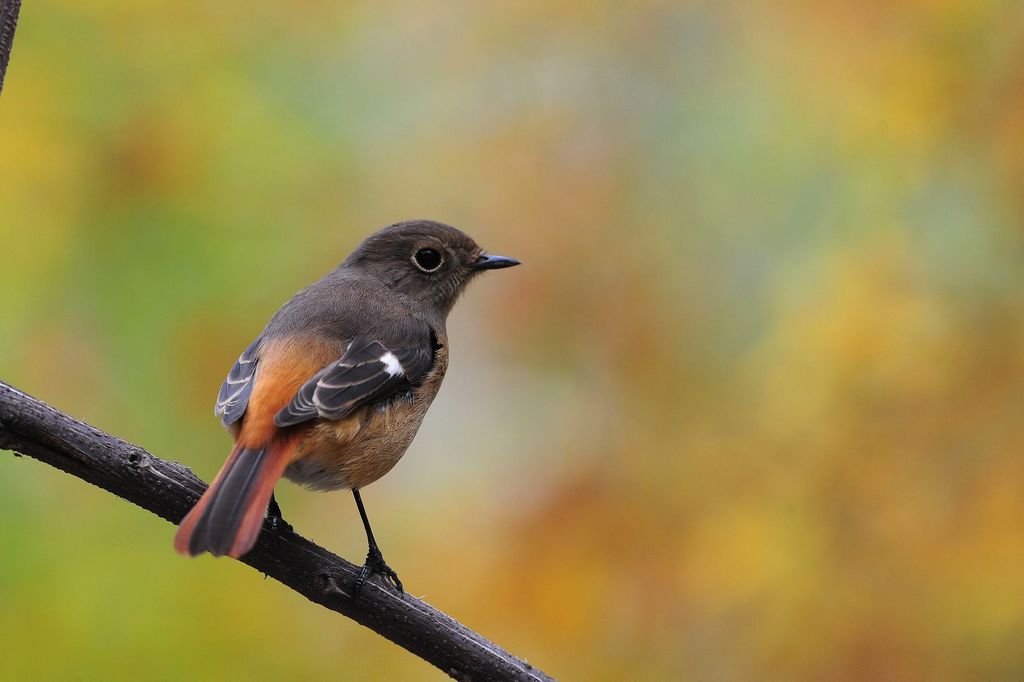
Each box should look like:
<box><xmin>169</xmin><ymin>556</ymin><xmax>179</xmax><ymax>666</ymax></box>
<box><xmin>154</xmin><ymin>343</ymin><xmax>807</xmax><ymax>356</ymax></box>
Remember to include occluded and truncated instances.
<box><xmin>264</xmin><ymin>271</ymin><xmax>430</xmax><ymax>347</ymax></box>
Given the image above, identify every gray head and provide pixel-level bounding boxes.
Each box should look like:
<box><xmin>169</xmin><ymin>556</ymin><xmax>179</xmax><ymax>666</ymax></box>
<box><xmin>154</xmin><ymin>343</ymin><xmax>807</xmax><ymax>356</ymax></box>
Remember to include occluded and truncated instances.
<box><xmin>342</xmin><ymin>220</ymin><xmax>519</xmax><ymax>317</ymax></box>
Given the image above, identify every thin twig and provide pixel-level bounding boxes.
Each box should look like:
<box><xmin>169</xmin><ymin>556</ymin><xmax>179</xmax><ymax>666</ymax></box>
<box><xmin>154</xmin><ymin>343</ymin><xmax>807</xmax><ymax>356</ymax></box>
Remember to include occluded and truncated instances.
<box><xmin>0</xmin><ymin>380</ymin><xmax>554</xmax><ymax>682</ymax></box>
<box><xmin>0</xmin><ymin>0</ymin><xmax>21</xmax><ymax>95</ymax></box>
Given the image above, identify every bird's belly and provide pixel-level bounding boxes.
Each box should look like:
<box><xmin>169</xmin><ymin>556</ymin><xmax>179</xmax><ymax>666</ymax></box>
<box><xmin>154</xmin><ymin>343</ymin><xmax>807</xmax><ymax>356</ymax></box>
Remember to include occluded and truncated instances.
<box><xmin>283</xmin><ymin>396</ymin><xmax>430</xmax><ymax>492</ymax></box>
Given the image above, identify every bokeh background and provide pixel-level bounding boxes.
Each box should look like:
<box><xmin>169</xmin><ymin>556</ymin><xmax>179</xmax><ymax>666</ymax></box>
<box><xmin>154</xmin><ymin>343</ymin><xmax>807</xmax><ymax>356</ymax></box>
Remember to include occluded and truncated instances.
<box><xmin>3</xmin><ymin>2</ymin><xmax>1024</xmax><ymax>679</ymax></box>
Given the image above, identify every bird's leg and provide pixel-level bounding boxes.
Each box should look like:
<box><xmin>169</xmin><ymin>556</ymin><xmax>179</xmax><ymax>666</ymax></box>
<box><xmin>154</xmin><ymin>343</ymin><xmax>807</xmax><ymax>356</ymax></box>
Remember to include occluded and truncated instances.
<box><xmin>352</xmin><ymin>488</ymin><xmax>403</xmax><ymax>596</ymax></box>
<box><xmin>266</xmin><ymin>492</ymin><xmax>292</xmax><ymax>533</ymax></box>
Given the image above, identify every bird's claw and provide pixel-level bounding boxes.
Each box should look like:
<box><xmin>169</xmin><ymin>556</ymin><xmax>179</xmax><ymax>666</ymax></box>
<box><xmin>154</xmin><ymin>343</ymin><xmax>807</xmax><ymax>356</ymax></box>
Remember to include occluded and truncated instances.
<box><xmin>267</xmin><ymin>513</ymin><xmax>292</xmax><ymax>534</ymax></box>
<box><xmin>266</xmin><ymin>495</ymin><xmax>292</xmax><ymax>534</ymax></box>
<box><xmin>354</xmin><ymin>547</ymin><xmax>404</xmax><ymax>597</ymax></box>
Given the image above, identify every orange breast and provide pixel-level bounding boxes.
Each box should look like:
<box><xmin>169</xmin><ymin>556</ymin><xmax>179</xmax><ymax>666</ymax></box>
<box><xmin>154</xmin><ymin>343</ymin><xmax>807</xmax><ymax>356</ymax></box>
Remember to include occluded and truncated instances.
<box><xmin>235</xmin><ymin>335</ymin><xmax>341</xmax><ymax>448</ymax></box>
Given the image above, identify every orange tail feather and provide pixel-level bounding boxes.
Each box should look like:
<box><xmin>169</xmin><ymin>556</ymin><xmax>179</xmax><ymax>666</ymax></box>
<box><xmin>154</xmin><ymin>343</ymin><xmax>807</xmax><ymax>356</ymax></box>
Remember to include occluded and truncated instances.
<box><xmin>174</xmin><ymin>439</ymin><xmax>294</xmax><ymax>558</ymax></box>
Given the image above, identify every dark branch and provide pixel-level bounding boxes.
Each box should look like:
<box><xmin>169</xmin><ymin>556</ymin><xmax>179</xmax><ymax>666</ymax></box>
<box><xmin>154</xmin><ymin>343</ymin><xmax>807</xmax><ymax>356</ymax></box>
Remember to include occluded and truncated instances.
<box><xmin>0</xmin><ymin>381</ymin><xmax>554</xmax><ymax>682</ymax></box>
<box><xmin>0</xmin><ymin>0</ymin><xmax>21</xmax><ymax>95</ymax></box>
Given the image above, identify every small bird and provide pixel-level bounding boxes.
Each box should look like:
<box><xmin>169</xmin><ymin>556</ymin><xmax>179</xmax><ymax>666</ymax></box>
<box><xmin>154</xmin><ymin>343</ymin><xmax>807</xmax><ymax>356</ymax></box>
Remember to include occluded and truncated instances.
<box><xmin>174</xmin><ymin>220</ymin><xmax>519</xmax><ymax>592</ymax></box>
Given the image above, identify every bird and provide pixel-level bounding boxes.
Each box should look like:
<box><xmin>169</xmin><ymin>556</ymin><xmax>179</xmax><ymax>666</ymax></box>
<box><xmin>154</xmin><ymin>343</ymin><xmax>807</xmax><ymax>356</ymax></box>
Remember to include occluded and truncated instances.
<box><xmin>173</xmin><ymin>219</ymin><xmax>519</xmax><ymax>593</ymax></box>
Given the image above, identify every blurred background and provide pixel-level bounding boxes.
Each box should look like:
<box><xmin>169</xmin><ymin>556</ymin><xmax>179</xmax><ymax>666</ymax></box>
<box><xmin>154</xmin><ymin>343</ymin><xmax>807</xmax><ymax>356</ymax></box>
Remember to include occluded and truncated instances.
<box><xmin>2</xmin><ymin>1</ymin><xmax>1024</xmax><ymax>679</ymax></box>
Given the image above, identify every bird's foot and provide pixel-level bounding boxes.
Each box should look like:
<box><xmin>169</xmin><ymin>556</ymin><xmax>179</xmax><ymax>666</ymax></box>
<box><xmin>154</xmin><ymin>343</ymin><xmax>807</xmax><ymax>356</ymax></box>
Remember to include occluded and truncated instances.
<box><xmin>354</xmin><ymin>546</ymin><xmax>404</xmax><ymax>597</ymax></box>
<box><xmin>267</xmin><ymin>513</ymin><xmax>292</xmax><ymax>534</ymax></box>
<box><xmin>266</xmin><ymin>495</ymin><xmax>293</xmax><ymax>534</ymax></box>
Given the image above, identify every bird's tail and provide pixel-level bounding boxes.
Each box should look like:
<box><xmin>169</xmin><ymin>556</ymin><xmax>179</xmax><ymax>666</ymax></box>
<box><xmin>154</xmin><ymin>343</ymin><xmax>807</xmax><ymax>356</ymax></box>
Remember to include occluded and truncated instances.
<box><xmin>174</xmin><ymin>439</ymin><xmax>294</xmax><ymax>558</ymax></box>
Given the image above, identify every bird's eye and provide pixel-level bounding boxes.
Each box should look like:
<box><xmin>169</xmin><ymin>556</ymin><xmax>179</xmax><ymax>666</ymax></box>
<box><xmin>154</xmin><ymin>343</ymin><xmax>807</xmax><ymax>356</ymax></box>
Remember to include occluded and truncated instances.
<box><xmin>413</xmin><ymin>248</ymin><xmax>443</xmax><ymax>272</ymax></box>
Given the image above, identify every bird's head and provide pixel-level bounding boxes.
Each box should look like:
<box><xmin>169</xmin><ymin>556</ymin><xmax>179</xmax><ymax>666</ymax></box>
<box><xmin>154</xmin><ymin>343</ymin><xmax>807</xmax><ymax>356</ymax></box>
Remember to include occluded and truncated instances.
<box><xmin>343</xmin><ymin>219</ymin><xmax>519</xmax><ymax>319</ymax></box>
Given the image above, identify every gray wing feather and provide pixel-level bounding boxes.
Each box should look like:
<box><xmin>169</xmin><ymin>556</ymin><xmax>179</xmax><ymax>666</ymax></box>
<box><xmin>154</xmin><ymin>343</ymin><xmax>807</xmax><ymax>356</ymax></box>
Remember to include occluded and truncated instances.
<box><xmin>214</xmin><ymin>338</ymin><xmax>262</xmax><ymax>426</ymax></box>
<box><xmin>274</xmin><ymin>338</ymin><xmax>432</xmax><ymax>427</ymax></box>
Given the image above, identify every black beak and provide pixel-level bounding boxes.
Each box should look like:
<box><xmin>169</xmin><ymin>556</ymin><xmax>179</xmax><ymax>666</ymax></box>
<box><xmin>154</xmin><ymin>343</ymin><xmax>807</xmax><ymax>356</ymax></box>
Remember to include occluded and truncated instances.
<box><xmin>472</xmin><ymin>253</ymin><xmax>521</xmax><ymax>271</ymax></box>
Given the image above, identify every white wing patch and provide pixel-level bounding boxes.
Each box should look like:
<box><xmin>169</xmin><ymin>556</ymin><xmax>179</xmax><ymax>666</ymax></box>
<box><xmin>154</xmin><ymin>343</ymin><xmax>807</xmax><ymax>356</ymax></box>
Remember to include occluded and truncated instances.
<box><xmin>380</xmin><ymin>351</ymin><xmax>404</xmax><ymax>377</ymax></box>
<box><xmin>274</xmin><ymin>338</ymin><xmax>435</xmax><ymax>427</ymax></box>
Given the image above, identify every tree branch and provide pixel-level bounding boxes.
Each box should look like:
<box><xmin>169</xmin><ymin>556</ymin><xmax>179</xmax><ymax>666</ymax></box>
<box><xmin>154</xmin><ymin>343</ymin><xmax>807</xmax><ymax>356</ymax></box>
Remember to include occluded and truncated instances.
<box><xmin>0</xmin><ymin>380</ymin><xmax>553</xmax><ymax>682</ymax></box>
<box><xmin>0</xmin><ymin>0</ymin><xmax>21</xmax><ymax>95</ymax></box>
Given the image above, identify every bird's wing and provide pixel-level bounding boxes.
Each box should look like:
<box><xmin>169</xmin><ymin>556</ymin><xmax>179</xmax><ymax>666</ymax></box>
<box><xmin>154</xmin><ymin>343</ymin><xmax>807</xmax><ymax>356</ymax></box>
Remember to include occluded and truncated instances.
<box><xmin>215</xmin><ymin>337</ymin><xmax>263</xmax><ymax>426</ymax></box>
<box><xmin>274</xmin><ymin>336</ymin><xmax>434</xmax><ymax>427</ymax></box>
